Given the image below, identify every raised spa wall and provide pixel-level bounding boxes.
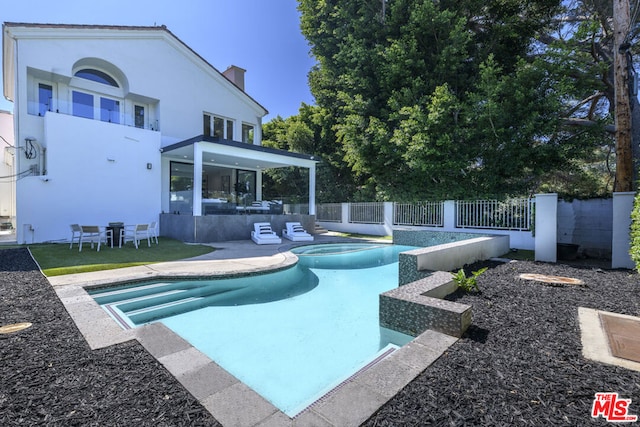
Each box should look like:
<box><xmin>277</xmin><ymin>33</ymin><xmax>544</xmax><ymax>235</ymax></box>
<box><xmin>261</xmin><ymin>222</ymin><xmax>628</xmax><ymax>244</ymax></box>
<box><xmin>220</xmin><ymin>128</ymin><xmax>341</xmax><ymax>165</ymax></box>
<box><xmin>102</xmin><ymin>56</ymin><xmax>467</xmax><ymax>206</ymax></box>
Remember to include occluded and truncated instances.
<box><xmin>380</xmin><ymin>230</ymin><xmax>510</xmax><ymax>338</ymax></box>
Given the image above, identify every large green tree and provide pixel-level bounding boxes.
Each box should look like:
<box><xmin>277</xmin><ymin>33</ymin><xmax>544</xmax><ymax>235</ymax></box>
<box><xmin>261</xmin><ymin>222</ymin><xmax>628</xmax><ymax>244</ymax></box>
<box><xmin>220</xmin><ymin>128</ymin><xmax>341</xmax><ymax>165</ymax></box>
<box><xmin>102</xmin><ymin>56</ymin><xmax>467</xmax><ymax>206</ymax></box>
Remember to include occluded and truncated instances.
<box><xmin>262</xmin><ymin>104</ymin><xmax>358</xmax><ymax>203</ymax></box>
<box><xmin>296</xmin><ymin>0</ymin><xmax>629</xmax><ymax>201</ymax></box>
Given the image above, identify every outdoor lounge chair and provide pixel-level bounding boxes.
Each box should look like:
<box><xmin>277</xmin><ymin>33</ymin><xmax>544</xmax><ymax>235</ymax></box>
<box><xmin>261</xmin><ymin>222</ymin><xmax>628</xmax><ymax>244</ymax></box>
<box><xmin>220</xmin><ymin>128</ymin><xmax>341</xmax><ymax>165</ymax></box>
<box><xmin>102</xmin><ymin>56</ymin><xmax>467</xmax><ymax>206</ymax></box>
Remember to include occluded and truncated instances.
<box><xmin>282</xmin><ymin>222</ymin><xmax>314</xmax><ymax>242</ymax></box>
<box><xmin>78</xmin><ymin>225</ymin><xmax>112</xmax><ymax>252</ymax></box>
<box><xmin>251</xmin><ymin>222</ymin><xmax>281</xmax><ymax>245</ymax></box>
<box><xmin>119</xmin><ymin>224</ymin><xmax>151</xmax><ymax>249</ymax></box>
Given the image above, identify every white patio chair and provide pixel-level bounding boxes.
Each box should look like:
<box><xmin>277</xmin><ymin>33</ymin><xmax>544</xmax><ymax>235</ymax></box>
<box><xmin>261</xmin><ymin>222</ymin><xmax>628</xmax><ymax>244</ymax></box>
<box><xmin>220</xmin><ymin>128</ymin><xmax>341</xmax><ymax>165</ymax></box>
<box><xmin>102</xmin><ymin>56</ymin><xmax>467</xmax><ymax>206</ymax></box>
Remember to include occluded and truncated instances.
<box><xmin>119</xmin><ymin>224</ymin><xmax>151</xmax><ymax>249</ymax></box>
<box><xmin>148</xmin><ymin>221</ymin><xmax>159</xmax><ymax>244</ymax></box>
<box><xmin>282</xmin><ymin>222</ymin><xmax>314</xmax><ymax>242</ymax></box>
<box><xmin>79</xmin><ymin>225</ymin><xmax>112</xmax><ymax>252</ymax></box>
<box><xmin>251</xmin><ymin>222</ymin><xmax>281</xmax><ymax>245</ymax></box>
<box><xmin>69</xmin><ymin>224</ymin><xmax>82</xmax><ymax>249</ymax></box>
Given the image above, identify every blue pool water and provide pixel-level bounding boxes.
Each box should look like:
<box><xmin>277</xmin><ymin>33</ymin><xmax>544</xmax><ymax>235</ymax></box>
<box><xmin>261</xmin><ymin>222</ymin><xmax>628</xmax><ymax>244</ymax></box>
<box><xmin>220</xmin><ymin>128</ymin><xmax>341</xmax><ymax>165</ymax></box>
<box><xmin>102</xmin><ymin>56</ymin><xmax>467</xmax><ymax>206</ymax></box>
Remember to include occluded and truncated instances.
<box><xmin>89</xmin><ymin>243</ymin><xmax>417</xmax><ymax>416</ymax></box>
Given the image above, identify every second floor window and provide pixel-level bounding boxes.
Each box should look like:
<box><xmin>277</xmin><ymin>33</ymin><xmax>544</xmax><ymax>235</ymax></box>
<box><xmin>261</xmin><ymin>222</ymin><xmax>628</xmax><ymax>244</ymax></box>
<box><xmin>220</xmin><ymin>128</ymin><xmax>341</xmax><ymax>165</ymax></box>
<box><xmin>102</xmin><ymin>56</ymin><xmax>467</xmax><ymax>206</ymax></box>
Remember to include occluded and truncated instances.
<box><xmin>100</xmin><ymin>98</ymin><xmax>120</xmax><ymax>124</ymax></box>
<box><xmin>204</xmin><ymin>113</ymin><xmax>234</xmax><ymax>140</ymax></box>
<box><xmin>135</xmin><ymin>105</ymin><xmax>145</xmax><ymax>129</ymax></box>
<box><xmin>38</xmin><ymin>83</ymin><xmax>53</xmax><ymax>116</ymax></box>
<box><xmin>73</xmin><ymin>91</ymin><xmax>94</xmax><ymax>119</ymax></box>
<box><xmin>72</xmin><ymin>91</ymin><xmax>121</xmax><ymax>124</ymax></box>
<box><xmin>75</xmin><ymin>69</ymin><xmax>119</xmax><ymax>87</ymax></box>
<box><xmin>242</xmin><ymin>124</ymin><xmax>254</xmax><ymax>144</ymax></box>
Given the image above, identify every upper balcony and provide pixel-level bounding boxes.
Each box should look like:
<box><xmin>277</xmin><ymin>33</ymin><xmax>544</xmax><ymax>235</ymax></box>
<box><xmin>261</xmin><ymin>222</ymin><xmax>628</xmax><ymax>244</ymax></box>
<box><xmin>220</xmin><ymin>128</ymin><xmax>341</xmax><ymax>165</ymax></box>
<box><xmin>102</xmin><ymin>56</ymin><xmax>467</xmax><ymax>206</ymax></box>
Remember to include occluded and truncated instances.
<box><xmin>28</xmin><ymin>97</ymin><xmax>160</xmax><ymax>132</ymax></box>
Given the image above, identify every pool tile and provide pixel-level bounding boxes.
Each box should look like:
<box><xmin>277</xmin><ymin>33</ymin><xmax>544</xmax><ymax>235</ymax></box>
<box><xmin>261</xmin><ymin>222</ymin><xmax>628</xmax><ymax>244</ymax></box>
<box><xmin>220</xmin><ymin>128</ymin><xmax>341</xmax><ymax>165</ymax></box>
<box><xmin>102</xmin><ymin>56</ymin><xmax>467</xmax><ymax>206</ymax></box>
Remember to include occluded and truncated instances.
<box><xmin>177</xmin><ymin>362</ymin><xmax>239</xmax><ymax>400</ymax></box>
<box><xmin>352</xmin><ymin>354</ymin><xmax>423</xmax><ymax>398</ymax></box>
<box><xmin>292</xmin><ymin>410</ymin><xmax>333</xmax><ymax>426</ymax></box>
<box><xmin>310</xmin><ymin>380</ymin><xmax>389</xmax><ymax>427</ymax></box>
<box><xmin>135</xmin><ymin>322</ymin><xmax>192</xmax><ymax>358</ymax></box>
<box><xmin>255</xmin><ymin>411</ymin><xmax>295</xmax><ymax>427</ymax></box>
<box><xmin>200</xmin><ymin>382</ymin><xmax>278</xmax><ymax>427</ymax></box>
<box><xmin>413</xmin><ymin>329</ymin><xmax>459</xmax><ymax>351</ymax></box>
<box><xmin>158</xmin><ymin>346</ymin><xmax>212</xmax><ymax>377</ymax></box>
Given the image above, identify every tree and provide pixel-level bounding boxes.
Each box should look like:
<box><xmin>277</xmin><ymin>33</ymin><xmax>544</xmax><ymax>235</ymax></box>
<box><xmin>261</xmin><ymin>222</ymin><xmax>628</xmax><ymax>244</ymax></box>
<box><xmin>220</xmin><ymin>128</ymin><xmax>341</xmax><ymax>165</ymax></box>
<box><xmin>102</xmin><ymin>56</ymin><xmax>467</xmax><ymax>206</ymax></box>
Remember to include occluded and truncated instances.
<box><xmin>262</xmin><ymin>105</ymin><xmax>358</xmax><ymax>202</ymax></box>
<box><xmin>300</xmin><ymin>0</ymin><xmax>582</xmax><ymax>200</ymax></box>
<box><xmin>296</xmin><ymin>0</ymin><xmax>639</xmax><ymax>201</ymax></box>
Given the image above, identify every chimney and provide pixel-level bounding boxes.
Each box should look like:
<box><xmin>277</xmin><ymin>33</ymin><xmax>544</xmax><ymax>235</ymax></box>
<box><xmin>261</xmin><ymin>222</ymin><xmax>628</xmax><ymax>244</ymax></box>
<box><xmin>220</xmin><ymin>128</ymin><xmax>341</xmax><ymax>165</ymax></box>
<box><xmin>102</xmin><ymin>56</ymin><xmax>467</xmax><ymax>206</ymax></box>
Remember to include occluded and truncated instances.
<box><xmin>222</xmin><ymin>65</ymin><xmax>246</xmax><ymax>91</ymax></box>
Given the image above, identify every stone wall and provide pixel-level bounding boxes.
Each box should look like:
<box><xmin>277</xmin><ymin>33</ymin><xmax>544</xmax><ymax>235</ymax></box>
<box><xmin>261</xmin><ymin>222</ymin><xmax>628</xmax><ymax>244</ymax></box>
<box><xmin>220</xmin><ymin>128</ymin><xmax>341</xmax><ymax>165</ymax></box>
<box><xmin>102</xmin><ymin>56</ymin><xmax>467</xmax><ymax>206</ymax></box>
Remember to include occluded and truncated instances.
<box><xmin>160</xmin><ymin>213</ymin><xmax>315</xmax><ymax>243</ymax></box>
<box><xmin>396</xmin><ymin>234</ymin><xmax>510</xmax><ymax>285</ymax></box>
<box><xmin>380</xmin><ymin>271</ymin><xmax>471</xmax><ymax>338</ymax></box>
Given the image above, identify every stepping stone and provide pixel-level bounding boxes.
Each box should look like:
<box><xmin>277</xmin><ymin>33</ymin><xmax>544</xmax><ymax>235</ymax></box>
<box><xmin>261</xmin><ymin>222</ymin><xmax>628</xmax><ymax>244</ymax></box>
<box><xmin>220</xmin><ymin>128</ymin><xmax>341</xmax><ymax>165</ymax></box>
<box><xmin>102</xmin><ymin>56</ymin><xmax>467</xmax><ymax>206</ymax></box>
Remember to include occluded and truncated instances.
<box><xmin>600</xmin><ymin>313</ymin><xmax>640</xmax><ymax>363</ymax></box>
<box><xmin>519</xmin><ymin>273</ymin><xmax>584</xmax><ymax>286</ymax></box>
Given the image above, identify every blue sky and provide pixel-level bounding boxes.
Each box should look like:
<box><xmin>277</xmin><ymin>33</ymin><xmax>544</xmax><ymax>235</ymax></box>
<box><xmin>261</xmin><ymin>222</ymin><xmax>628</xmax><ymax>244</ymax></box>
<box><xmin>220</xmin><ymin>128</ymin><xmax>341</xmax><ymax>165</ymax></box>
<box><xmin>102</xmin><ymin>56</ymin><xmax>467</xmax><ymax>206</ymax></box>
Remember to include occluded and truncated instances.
<box><xmin>0</xmin><ymin>0</ymin><xmax>316</xmax><ymax>121</ymax></box>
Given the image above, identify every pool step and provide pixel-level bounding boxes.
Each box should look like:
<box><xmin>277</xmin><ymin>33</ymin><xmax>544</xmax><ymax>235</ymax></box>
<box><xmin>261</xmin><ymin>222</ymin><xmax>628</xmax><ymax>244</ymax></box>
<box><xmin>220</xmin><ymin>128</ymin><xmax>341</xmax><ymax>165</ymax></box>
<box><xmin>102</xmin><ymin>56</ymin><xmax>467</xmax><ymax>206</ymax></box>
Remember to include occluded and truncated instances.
<box><xmin>126</xmin><ymin>296</ymin><xmax>204</xmax><ymax>316</ymax></box>
<box><xmin>91</xmin><ymin>282</ymin><xmax>197</xmax><ymax>305</ymax></box>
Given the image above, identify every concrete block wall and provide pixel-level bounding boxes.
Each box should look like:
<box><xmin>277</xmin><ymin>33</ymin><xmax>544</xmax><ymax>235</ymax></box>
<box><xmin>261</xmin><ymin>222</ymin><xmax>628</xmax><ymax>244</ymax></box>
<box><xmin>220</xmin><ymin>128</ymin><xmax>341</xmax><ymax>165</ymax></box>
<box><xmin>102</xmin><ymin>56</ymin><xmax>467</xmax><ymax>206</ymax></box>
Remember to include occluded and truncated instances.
<box><xmin>160</xmin><ymin>213</ymin><xmax>315</xmax><ymax>243</ymax></box>
<box><xmin>380</xmin><ymin>271</ymin><xmax>471</xmax><ymax>338</ymax></box>
<box><xmin>557</xmin><ymin>199</ymin><xmax>612</xmax><ymax>258</ymax></box>
<box><xmin>397</xmin><ymin>235</ymin><xmax>510</xmax><ymax>285</ymax></box>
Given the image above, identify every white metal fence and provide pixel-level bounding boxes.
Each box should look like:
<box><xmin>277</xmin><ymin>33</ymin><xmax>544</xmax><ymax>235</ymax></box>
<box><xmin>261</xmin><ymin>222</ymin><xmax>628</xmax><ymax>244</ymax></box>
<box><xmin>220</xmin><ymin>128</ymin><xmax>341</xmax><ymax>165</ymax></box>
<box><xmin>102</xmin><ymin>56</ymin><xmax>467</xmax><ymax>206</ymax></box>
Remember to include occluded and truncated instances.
<box><xmin>316</xmin><ymin>198</ymin><xmax>533</xmax><ymax>230</ymax></box>
<box><xmin>316</xmin><ymin>203</ymin><xmax>342</xmax><ymax>222</ymax></box>
<box><xmin>455</xmin><ymin>198</ymin><xmax>532</xmax><ymax>231</ymax></box>
<box><xmin>393</xmin><ymin>201</ymin><xmax>444</xmax><ymax>226</ymax></box>
<box><xmin>349</xmin><ymin>202</ymin><xmax>385</xmax><ymax>224</ymax></box>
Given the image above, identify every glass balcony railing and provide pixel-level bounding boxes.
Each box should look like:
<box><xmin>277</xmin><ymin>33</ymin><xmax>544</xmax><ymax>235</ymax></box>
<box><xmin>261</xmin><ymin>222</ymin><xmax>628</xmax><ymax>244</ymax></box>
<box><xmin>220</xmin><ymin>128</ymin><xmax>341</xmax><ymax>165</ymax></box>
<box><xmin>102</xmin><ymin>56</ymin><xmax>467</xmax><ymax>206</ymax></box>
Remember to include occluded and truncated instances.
<box><xmin>27</xmin><ymin>100</ymin><xmax>159</xmax><ymax>131</ymax></box>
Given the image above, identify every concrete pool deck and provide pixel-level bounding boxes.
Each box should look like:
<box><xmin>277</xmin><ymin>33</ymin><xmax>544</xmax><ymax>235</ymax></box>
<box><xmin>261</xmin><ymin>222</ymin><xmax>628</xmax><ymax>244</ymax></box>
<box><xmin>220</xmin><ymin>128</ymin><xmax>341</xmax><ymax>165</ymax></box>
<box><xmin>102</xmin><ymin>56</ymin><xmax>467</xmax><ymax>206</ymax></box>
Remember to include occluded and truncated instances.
<box><xmin>46</xmin><ymin>235</ymin><xmax>461</xmax><ymax>426</ymax></box>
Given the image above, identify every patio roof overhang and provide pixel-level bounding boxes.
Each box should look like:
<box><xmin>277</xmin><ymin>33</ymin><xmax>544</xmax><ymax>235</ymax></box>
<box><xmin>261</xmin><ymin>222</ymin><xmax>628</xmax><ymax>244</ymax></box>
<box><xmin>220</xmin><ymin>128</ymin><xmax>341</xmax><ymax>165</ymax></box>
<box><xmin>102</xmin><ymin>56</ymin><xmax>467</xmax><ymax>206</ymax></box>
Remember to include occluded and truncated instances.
<box><xmin>161</xmin><ymin>135</ymin><xmax>318</xmax><ymax>170</ymax></box>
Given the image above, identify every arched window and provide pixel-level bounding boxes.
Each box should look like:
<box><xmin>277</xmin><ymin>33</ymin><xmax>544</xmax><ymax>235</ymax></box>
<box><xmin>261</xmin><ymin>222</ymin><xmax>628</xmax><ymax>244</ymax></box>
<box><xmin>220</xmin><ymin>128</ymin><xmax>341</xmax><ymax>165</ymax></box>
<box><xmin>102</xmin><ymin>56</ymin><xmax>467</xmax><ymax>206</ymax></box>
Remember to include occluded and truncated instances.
<box><xmin>74</xmin><ymin>69</ymin><xmax>119</xmax><ymax>87</ymax></box>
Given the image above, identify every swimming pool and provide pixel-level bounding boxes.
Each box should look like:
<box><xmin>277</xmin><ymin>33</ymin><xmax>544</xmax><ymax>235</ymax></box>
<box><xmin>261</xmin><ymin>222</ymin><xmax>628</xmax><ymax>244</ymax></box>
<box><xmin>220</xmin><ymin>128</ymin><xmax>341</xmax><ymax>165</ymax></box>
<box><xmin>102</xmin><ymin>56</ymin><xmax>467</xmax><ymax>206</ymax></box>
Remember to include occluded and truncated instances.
<box><xmin>89</xmin><ymin>243</ymin><xmax>417</xmax><ymax>416</ymax></box>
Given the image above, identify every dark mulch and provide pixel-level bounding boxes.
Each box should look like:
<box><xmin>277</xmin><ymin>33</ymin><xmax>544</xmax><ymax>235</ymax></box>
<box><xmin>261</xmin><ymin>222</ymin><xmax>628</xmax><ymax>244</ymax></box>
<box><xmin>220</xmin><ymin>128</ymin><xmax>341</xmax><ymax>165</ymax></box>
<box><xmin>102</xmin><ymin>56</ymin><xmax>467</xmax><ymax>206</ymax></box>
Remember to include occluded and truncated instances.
<box><xmin>364</xmin><ymin>259</ymin><xmax>640</xmax><ymax>426</ymax></box>
<box><xmin>0</xmin><ymin>248</ymin><xmax>221</xmax><ymax>426</ymax></box>
<box><xmin>3</xmin><ymin>248</ymin><xmax>640</xmax><ymax>426</ymax></box>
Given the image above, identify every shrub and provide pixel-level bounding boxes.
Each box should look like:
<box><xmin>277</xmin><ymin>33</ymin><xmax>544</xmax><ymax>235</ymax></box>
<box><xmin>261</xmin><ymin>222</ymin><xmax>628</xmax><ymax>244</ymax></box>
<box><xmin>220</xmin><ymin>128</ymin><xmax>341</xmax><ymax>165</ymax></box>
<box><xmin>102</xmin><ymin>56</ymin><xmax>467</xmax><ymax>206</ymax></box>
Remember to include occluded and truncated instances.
<box><xmin>630</xmin><ymin>192</ymin><xmax>640</xmax><ymax>272</ymax></box>
<box><xmin>453</xmin><ymin>267</ymin><xmax>487</xmax><ymax>292</ymax></box>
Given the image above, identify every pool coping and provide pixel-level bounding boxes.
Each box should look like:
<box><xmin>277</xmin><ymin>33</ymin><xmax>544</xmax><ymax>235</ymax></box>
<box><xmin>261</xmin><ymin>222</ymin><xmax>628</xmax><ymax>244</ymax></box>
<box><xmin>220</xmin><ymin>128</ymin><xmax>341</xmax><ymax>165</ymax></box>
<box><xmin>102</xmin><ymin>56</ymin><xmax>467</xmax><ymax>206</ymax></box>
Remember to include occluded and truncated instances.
<box><xmin>47</xmin><ymin>246</ymin><xmax>460</xmax><ymax>427</ymax></box>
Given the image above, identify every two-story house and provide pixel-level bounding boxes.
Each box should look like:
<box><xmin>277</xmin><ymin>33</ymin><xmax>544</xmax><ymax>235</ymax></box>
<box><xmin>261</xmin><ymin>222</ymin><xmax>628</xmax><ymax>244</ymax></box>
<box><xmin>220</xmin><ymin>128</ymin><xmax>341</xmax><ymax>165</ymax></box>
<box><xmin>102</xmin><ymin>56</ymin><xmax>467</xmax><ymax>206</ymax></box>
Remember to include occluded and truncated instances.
<box><xmin>2</xmin><ymin>23</ymin><xmax>317</xmax><ymax>244</ymax></box>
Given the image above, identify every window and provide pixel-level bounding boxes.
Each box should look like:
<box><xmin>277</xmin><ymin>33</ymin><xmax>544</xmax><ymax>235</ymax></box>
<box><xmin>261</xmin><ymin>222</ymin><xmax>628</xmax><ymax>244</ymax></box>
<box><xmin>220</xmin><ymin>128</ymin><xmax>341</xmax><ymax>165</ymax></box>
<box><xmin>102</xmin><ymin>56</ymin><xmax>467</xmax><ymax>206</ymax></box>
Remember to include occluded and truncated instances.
<box><xmin>203</xmin><ymin>114</ymin><xmax>234</xmax><ymax>140</ymax></box>
<box><xmin>135</xmin><ymin>105</ymin><xmax>145</xmax><ymax>129</ymax></box>
<box><xmin>170</xmin><ymin>162</ymin><xmax>194</xmax><ymax>214</ymax></box>
<box><xmin>38</xmin><ymin>84</ymin><xmax>52</xmax><ymax>116</ymax></box>
<box><xmin>203</xmin><ymin>114</ymin><xmax>211</xmax><ymax>136</ymax></box>
<box><xmin>242</xmin><ymin>124</ymin><xmax>254</xmax><ymax>144</ymax></box>
<box><xmin>226</xmin><ymin>120</ymin><xmax>234</xmax><ymax>141</ymax></box>
<box><xmin>75</xmin><ymin>69</ymin><xmax>119</xmax><ymax>87</ymax></box>
<box><xmin>100</xmin><ymin>98</ymin><xmax>120</xmax><ymax>123</ymax></box>
<box><xmin>236</xmin><ymin>170</ymin><xmax>256</xmax><ymax>200</ymax></box>
<box><xmin>213</xmin><ymin>117</ymin><xmax>224</xmax><ymax>139</ymax></box>
<box><xmin>72</xmin><ymin>91</ymin><xmax>94</xmax><ymax>119</ymax></box>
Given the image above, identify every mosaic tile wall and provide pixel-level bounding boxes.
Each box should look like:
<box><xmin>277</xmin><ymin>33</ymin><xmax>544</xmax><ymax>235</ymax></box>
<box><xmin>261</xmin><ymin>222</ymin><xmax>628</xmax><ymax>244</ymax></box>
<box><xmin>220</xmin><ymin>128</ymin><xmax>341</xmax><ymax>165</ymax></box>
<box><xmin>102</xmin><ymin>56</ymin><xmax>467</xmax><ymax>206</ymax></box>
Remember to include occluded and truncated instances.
<box><xmin>379</xmin><ymin>272</ymin><xmax>472</xmax><ymax>338</ymax></box>
<box><xmin>393</xmin><ymin>229</ymin><xmax>486</xmax><ymax>247</ymax></box>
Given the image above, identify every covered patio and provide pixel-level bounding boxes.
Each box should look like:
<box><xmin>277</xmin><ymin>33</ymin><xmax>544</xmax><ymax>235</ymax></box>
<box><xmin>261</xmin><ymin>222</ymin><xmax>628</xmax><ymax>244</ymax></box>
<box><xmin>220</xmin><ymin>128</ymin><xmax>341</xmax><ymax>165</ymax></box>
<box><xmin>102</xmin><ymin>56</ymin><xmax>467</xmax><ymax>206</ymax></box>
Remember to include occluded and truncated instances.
<box><xmin>159</xmin><ymin>135</ymin><xmax>318</xmax><ymax>242</ymax></box>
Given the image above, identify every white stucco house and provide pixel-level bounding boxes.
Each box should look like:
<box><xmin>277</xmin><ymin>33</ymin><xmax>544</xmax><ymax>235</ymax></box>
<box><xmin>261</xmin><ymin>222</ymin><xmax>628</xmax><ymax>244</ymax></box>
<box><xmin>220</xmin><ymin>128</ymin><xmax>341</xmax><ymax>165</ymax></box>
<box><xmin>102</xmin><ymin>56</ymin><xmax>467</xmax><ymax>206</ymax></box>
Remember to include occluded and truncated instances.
<box><xmin>2</xmin><ymin>23</ymin><xmax>317</xmax><ymax>244</ymax></box>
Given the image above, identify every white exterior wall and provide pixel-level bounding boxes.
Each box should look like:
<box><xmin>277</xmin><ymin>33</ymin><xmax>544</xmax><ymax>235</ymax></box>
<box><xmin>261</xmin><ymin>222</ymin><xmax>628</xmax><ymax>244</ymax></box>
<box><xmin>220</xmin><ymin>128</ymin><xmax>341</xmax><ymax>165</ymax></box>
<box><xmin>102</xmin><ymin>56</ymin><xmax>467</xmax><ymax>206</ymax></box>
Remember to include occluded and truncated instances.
<box><xmin>7</xmin><ymin>25</ymin><xmax>267</xmax><ymax>243</ymax></box>
<box><xmin>0</xmin><ymin>111</ymin><xmax>15</xmax><ymax>223</ymax></box>
<box><xmin>17</xmin><ymin>113</ymin><xmax>161</xmax><ymax>243</ymax></box>
<box><xmin>12</xmin><ymin>30</ymin><xmax>264</xmax><ymax>148</ymax></box>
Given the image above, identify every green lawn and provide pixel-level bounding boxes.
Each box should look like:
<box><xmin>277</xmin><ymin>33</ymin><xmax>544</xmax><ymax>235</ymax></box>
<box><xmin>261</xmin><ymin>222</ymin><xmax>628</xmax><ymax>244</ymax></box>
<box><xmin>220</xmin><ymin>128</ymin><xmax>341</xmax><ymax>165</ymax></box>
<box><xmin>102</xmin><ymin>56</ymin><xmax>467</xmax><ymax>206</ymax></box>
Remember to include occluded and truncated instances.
<box><xmin>25</xmin><ymin>237</ymin><xmax>215</xmax><ymax>276</ymax></box>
